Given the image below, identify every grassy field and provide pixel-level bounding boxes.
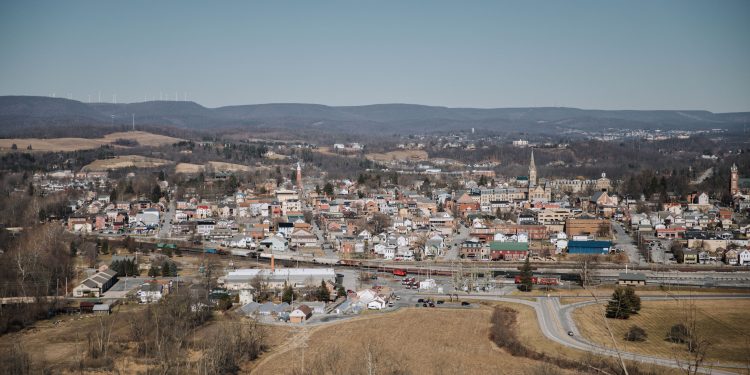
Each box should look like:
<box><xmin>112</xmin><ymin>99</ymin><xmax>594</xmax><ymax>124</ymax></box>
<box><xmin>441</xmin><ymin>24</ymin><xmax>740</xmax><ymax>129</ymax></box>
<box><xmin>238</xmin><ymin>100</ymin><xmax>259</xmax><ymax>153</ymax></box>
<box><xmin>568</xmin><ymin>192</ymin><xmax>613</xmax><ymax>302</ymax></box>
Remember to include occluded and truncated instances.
<box><xmin>573</xmin><ymin>299</ymin><xmax>750</xmax><ymax>366</ymax></box>
<box><xmin>82</xmin><ymin>155</ymin><xmax>173</xmax><ymax>171</ymax></box>
<box><xmin>251</xmin><ymin>306</ymin><xmax>574</xmax><ymax>375</ymax></box>
<box><xmin>0</xmin><ymin>131</ymin><xmax>183</xmax><ymax>152</ymax></box>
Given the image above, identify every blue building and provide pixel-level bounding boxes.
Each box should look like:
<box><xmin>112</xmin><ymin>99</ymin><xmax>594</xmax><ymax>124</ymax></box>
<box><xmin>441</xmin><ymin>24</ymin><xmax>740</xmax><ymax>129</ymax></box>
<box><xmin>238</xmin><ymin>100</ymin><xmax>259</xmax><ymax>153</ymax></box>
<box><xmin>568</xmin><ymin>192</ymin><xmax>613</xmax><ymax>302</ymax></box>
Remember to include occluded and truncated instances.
<box><xmin>567</xmin><ymin>240</ymin><xmax>612</xmax><ymax>255</ymax></box>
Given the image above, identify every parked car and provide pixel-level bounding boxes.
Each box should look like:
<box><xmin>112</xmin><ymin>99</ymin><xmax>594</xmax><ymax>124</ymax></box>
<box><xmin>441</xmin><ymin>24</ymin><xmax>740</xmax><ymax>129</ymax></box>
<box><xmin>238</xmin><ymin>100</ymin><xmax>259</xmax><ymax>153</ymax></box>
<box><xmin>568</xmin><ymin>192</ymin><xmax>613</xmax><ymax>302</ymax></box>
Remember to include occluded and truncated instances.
<box><xmin>567</xmin><ymin>331</ymin><xmax>574</xmax><ymax>337</ymax></box>
<box><xmin>422</xmin><ymin>303</ymin><xmax>427</xmax><ymax>307</ymax></box>
<box><xmin>417</xmin><ymin>298</ymin><xmax>424</xmax><ymax>303</ymax></box>
<box><xmin>436</xmin><ymin>300</ymin><xmax>444</xmax><ymax>304</ymax></box>
<box><xmin>461</xmin><ymin>301</ymin><xmax>470</xmax><ymax>306</ymax></box>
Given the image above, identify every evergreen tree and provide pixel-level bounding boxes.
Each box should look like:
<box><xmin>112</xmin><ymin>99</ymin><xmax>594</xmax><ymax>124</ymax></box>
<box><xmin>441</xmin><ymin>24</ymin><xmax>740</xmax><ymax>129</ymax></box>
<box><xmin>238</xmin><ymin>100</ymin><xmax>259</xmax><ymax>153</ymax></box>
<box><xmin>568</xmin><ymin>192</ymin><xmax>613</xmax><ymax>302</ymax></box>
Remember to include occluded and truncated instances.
<box><xmin>169</xmin><ymin>262</ymin><xmax>178</xmax><ymax>276</ymax></box>
<box><xmin>151</xmin><ymin>184</ymin><xmax>162</xmax><ymax>203</ymax></box>
<box><xmin>318</xmin><ymin>280</ymin><xmax>330</xmax><ymax>302</ymax></box>
<box><xmin>148</xmin><ymin>264</ymin><xmax>159</xmax><ymax>277</ymax></box>
<box><xmin>161</xmin><ymin>262</ymin><xmax>171</xmax><ymax>276</ymax></box>
<box><xmin>337</xmin><ymin>285</ymin><xmax>347</xmax><ymax>298</ymax></box>
<box><xmin>519</xmin><ymin>256</ymin><xmax>533</xmax><ymax>292</ymax></box>
<box><xmin>323</xmin><ymin>182</ymin><xmax>334</xmax><ymax>197</ymax></box>
<box><xmin>605</xmin><ymin>287</ymin><xmax>632</xmax><ymax>319</ymax></box>
<box><xmin>624</xmin><ymin>287</ymin><xmax>641</xmax><ymax>313</ymax></box>
<box><xmin>282</xmin><ymin>284</ymin><xmax>295</xmax><ymax>304</ymax></box>
<box><xmin>109</xmin><ymin>188</ymin><xmax>118</xmax><ymax>202</ymax></box>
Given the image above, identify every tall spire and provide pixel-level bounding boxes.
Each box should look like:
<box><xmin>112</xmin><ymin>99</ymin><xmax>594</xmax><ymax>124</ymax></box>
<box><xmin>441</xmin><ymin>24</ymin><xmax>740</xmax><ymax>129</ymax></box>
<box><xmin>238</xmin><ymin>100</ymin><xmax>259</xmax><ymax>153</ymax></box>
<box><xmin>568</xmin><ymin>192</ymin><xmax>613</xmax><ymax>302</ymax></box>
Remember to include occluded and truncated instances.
<box><xmin>296</xmin><ymin>162</ymin><xmax>303</xmax><ymax>192</ymax></box>
<box><xmin>528</xmin><ymin>148</ymin><xmax>537</xmax><ymax>187</ymax></box>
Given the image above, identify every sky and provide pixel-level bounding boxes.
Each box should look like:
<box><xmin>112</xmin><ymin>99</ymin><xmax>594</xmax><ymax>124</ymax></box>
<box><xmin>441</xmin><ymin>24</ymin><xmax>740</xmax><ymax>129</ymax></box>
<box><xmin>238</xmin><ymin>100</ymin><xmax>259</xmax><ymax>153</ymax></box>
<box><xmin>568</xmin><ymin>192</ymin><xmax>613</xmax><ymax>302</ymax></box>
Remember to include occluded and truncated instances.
<box><xmin>1</xmin><ymin>1</ymin><xmax>749</xmax><ymax>112</ymax></box>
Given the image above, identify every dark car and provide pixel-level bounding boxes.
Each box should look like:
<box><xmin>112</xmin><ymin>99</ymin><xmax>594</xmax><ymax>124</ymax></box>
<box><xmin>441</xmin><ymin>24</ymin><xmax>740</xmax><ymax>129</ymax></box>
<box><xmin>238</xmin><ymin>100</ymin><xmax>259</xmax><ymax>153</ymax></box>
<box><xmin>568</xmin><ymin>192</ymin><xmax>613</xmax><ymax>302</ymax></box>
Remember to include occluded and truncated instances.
<box><xmin>461</xmin><ymin>301</ymin><xmax>470</xmax><ymax>306</ymax></box>
<box><xmin>417</xmin><ymin>298</ymin><xmax>424</xmax><ymax>303</ymax></box>
<box><xmin>436</xmin><ymin>300</ymin><xmax>444</xmax><ymax>305</ymax></box>
<box><xmin>429</xmin><ymin>303</ymin><xmax>435</xmax><ymax>308</ymax></box>
<box><xmin>567</xmin><ymin>331</ymin><xmax>574</xmax><ymax>337</ymax></box>
<box><xmin>422</xmin><ymin>303</ymin><xmax>428</xmax><ymax>307</ymax></box>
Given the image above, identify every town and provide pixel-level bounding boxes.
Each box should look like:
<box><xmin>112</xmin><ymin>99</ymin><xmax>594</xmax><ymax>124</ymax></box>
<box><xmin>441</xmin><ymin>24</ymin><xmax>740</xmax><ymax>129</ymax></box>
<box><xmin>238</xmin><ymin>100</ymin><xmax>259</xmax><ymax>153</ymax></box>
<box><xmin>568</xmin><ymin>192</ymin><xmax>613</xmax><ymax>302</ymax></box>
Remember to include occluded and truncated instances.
<box><xmin>2</xmin><ymin>1</ymin><xmax>750</xmax><ymax>374</ymax></box>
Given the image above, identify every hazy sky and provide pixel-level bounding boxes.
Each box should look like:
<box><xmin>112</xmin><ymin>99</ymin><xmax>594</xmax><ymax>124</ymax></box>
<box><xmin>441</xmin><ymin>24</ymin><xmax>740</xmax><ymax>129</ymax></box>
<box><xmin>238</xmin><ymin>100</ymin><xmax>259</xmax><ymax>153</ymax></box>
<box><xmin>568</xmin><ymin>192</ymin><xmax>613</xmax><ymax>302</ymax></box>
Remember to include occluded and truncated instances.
<box><xmin>1</xmin><ymin>1</ymin><xmax>749</xmax><ymax>112</ymax></box>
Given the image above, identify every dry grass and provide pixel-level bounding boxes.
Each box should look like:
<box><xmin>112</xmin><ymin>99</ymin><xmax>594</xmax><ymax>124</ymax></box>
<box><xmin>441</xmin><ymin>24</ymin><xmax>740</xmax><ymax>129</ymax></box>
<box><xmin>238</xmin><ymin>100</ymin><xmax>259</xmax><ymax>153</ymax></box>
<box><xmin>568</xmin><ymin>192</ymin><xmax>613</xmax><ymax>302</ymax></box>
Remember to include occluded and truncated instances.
<box><xmin>0</xmin><ymin>131</ymin><xmax>183</xmax><ymax>152</ymax></box>
<box><xmin>252</xmin><ymin>307</ymin><xmax>573</xmax><ymax>375</ymax></box>
<box><xmin>175</xmin><ymin>162</ymin><xmax>205</xmax><ymax>174</ymax></box>
<box><xmin>365</xmin><ymin>149</ymin><xmax>429</xmax><ymax>162</ymax></box>
<box><xmin>573</xmin><ymin>299</ymin><xmax>750</xmax><ymax>365</ymax></box>
<box><xmin>82</xmin><ymin>155</ymin><xmax>172</xmax><ymax>171</ymax></box>
<box><xmin>207</xmin><ymin>161</ymin><xmax>253</xmax><ymax>172</ymax></box>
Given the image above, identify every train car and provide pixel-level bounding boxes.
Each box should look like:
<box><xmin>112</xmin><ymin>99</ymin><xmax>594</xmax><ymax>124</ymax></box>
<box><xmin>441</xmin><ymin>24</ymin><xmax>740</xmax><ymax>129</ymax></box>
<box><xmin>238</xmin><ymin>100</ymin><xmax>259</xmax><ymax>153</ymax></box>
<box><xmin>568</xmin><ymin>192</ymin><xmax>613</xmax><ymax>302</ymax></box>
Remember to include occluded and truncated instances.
<box><xmin>204</xmin><ymin>248</ymin><xmax>218</xmax><ymax>254</ymax></box>
<box><xmin>393</xmin><ymin>269</ymin><xmax>407</xmax><ymax>276</ymax></box>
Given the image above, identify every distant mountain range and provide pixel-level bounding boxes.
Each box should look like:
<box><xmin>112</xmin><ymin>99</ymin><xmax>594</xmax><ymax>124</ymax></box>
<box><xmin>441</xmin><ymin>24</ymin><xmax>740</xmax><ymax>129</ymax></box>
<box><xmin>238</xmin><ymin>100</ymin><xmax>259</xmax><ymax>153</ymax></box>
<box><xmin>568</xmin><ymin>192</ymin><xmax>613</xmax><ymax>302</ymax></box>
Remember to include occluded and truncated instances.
<box><xmin>1</xmin><ymin>95</ymin><xmax>748</xmax><ymax>136</ymax></box>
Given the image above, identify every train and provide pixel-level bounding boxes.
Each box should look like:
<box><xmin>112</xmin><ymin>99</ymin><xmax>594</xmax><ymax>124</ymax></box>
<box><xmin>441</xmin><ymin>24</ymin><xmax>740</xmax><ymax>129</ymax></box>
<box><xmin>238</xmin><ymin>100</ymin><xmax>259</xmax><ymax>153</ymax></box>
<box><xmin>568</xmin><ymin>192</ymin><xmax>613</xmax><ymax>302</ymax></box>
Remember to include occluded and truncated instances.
<box><xmin>514</xmin><ymin>275</ymin><xmax>561</xmax><ymax>285</ymax></box>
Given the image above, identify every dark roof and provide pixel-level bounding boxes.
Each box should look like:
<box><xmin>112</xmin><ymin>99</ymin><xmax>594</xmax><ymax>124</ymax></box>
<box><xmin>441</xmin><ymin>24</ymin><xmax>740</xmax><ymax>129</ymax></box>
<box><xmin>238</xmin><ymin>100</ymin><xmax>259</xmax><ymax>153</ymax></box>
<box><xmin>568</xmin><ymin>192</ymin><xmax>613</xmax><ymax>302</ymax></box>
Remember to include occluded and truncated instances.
<box><xmin>618</xmin><ymin>273</ymin><xmax>646</xmax><ymax>281</ymax></box>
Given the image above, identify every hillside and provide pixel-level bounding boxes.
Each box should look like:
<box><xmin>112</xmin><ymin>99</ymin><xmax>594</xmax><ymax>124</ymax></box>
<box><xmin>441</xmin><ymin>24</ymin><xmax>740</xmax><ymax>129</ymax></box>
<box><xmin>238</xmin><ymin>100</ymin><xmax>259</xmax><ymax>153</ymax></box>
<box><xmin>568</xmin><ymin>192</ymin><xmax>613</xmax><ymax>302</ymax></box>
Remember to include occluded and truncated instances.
<box><xmin>0</xmin><ymin>96</ymin><xmax>747</xmax><ymax>136</ymax></box>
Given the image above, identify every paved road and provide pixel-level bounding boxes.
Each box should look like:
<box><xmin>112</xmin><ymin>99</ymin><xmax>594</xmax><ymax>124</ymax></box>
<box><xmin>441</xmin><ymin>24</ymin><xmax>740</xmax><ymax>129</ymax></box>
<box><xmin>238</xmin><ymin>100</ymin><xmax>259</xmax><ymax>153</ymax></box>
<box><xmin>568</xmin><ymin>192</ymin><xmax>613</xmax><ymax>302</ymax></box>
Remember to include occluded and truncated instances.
<box><xmin>158</xmin><ymin>200</ymin><xmax>175</xmax><ymax>239</ymax></box>
<box><xmin>612</xmin><ymin>220</ymin><xmax>645</xmax><ymax>266</ymax></box>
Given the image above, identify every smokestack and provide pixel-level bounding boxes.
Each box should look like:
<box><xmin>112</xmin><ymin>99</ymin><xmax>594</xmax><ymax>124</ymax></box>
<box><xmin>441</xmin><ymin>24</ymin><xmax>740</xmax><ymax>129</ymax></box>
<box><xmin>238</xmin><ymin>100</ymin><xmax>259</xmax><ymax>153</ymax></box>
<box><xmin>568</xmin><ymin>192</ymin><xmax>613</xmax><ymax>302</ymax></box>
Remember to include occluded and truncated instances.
<box><xmin>271</xmin><ymin>255</ymin><xmax>275</xmax><ymax>272</ymax></box>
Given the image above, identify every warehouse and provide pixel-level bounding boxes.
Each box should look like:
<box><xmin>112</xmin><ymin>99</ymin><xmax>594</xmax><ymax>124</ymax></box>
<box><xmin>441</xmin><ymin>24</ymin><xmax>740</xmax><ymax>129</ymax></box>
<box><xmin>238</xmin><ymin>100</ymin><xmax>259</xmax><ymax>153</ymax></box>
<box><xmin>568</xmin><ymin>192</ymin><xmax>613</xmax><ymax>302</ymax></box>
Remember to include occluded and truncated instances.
<box><xmin>223</xmin><ymin>267</ymin><xmax>336</xmax><ymax>290</ymax></box>
<box><xmin>567</xmin><ymin>240</ymin><xmax>611</xmax><ymax>255</ymax></box>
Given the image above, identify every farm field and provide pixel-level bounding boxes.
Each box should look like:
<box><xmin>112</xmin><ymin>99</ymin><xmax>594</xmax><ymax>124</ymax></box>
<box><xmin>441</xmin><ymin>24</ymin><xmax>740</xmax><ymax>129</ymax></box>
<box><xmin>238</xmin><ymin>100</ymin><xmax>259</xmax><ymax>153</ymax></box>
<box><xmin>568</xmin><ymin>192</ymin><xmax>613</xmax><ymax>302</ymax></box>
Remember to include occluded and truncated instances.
<box><xmin>573</xmin><ymin>299</ymin><xmax>750</xmax><ymax>366</ymax></box>
<box><xmin>82</xmin><ymin>155</ymin><xmax>172</xmax><ymax>171</ymax></box>
<box><xmin>365</xmin><ymin>149</ymin><xmax>428</xmax><ymax>162</ymax></box>
<box><xmin>0</xmin><ymin>131</ymin><xmax>183</xmax><ymax>152</ymax></box>
<box><xmin>251</xmin><ymin>306</ymin><xmax>573</xmax><ymax>375</ymax></box>
<box><xmin>175</xmin><ymin>161</ymin><xmax>269</xmax><ymax>174</ymax></box>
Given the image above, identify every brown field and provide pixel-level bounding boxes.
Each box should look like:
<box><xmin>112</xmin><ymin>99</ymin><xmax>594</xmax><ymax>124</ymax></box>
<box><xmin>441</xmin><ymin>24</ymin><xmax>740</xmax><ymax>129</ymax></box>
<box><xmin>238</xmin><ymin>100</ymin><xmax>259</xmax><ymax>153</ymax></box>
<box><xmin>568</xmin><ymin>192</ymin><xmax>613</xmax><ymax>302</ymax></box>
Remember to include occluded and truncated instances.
<box><xmin>365</xmin><ymin>149</ymin><xmax>429</xmax><ymax>162</ymax></box>
<box><xmin>0</xmin><ymin>131</ymin><xmax>183</xmax><ymax>152</ymax></box>
<box><xmin>1</xmin><ymin>304</ymin><xmax>294</xmax><ymax>374</ymax></box>
<box><xmin>573</xmin><ymin>299</ymin><xmax>750</xmax><ymax>365</ymax></box>
<box><xmin>82</xmin><ymin>155</ymin><xmax>173</xmax><ymax>171</ymax></box>
<box><xmin>175</xmin><ymin>161</ymin><xmax>261</xmax><ymax>174</ymax></box>
<box><xmin>252</xmin><ymin>306</ymin><xmax>575</xmax><ymax>375</ymax></box>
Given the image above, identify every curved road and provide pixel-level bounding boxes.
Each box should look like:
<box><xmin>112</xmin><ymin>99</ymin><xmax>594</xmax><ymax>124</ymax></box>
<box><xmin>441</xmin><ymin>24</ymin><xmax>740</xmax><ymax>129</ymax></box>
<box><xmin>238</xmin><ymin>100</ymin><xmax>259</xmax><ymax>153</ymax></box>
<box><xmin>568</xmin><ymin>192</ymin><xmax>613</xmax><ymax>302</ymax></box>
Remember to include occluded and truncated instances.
<box><xmin>416</xmin><ymin>293</ymin><xmax>750</xmax><ymax>374</ymax></box>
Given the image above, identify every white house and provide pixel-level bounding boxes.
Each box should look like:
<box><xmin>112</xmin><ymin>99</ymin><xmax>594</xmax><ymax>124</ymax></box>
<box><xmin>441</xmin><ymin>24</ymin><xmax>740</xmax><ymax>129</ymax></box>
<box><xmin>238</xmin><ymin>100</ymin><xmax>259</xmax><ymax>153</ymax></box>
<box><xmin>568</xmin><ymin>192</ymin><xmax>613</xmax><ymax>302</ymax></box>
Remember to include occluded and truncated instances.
<box><xmin>740</xmin><ymin>249</ymin><xmax>750</xmax><ymax>266</ymax></box>
<box><xmin>137</xmin><ymin>282</ymin><xmax>164</xmax><ymax>303</ymax></box>
<box><xmin>259</xmin><ymin>235</ymin><xmax>288</xmax><ymax>252</ymax></box>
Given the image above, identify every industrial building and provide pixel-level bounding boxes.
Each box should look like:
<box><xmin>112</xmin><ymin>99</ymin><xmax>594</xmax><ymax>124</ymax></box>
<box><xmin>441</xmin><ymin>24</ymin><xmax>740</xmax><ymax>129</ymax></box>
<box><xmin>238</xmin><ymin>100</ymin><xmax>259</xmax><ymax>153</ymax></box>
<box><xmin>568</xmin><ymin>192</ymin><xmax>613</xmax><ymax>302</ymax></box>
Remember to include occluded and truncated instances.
<box><xmin>223</xmin><ymin>267</ymin><xmax>337</xmax><ymax>290</ymax></box>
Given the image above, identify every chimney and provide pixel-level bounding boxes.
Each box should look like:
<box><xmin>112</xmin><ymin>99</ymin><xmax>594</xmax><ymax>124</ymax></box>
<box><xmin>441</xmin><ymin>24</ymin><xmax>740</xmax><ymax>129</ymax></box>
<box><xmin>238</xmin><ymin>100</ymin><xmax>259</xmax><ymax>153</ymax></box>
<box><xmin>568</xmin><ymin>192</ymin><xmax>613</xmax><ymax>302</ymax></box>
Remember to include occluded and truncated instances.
<box><xmin>271</xmin><ymin>255</ymin><xmax>275</xmax><ymax>272</ymax></box>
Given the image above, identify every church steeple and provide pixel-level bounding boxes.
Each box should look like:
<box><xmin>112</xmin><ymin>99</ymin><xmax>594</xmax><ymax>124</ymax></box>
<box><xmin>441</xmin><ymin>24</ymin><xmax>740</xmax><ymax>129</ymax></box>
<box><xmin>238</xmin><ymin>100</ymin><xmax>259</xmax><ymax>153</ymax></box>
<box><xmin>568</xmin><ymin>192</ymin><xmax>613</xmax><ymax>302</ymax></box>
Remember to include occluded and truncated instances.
<box><xmin>529</xmin><ymin>148</ymin><xmax>537</xmax><ymax>187</ymax></box>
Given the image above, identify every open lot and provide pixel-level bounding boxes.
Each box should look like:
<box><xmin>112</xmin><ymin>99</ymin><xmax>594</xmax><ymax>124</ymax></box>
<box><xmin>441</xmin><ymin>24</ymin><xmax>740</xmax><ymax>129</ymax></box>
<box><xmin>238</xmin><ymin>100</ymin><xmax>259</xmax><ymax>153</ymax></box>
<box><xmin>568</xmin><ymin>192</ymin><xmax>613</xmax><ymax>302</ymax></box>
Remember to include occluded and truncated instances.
<box><xmin>365</xmin><ymin>149</ymin><xmax>429</xmax><ymax>163</ymax></box>
<box><xmin>82</xmin><ymin>155</ymin><xmax>173</xmax><ymax>171</ymax></box>
<box><xmin>0</xmin><ymin>131</ymin><xmax>183</xmax><ymax>152</ymax></box>
<box><xmin>573</xmin><ymin>299</ymin><xmax>750</xmax><ymax>365</ymax></box>
<box><xmin>251</xmin><ymin>306</ymin><xmax>573</xmax><ymax>375</ymax></box>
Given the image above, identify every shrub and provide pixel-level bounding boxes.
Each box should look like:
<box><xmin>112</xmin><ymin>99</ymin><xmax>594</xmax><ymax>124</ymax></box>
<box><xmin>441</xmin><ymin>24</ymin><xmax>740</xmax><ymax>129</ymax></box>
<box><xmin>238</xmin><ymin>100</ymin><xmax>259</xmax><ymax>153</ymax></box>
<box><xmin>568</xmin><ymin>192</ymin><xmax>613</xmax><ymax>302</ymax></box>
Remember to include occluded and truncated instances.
<box><xmin>624</xmin><ymin>325</ymin><xmax>648</xmax><ymax>342</ymax></box>
<box><xmin>666</xmin><ymin>323</ymin><xmax>690</xmax><ymax>344</ymax></box>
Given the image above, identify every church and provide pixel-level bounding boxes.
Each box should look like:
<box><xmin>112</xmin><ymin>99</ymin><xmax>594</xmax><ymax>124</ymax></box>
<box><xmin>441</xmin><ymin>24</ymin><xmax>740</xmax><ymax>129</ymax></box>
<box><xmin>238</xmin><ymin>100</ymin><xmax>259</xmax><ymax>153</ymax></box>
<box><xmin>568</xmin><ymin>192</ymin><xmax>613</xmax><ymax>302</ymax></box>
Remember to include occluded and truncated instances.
<box><xmin>525</xmin><ymin>149</ymin><xmax>551</xmax><ymax>203</ymax></box>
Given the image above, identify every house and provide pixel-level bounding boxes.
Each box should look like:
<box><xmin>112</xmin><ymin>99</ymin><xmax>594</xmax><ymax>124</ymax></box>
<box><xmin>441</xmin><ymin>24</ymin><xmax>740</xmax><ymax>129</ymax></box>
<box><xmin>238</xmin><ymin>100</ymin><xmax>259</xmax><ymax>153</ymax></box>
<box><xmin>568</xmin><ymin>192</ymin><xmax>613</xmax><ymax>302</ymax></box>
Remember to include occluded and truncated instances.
<box><xmin>489</xmin><ymin>241</ymin><xmax>529</xmax><ymax>261</ymax></box>
<box><xmin>72</xmin><ymin>269</ymin><xmax>118</xmax><ymax>297</ymax></box>
<box><xmin>683</xmin><ymin>249</ymin><xmax>698</xmax><ymax>264</ymax></box>
<box><xmin>137</xmin><ymin>282</ymin><xmax>164</xmax><ymax>303</ymax></box>
<box><xmin>724</xmin><ymin>249</ymin><xmax>739</xmax><ymax>266</ymax></box>
<box><xmin>290</xmin><ymin>304</ymin><xmax>313</xmax><ymax>323</ymax></box>
<box><xmin>567</xmin><ymin>240</ymin><xmax>612</xmax><ymax>255</ymax></box>
<box><xmin>617</xmin><ymin>273</ymin><xmax>647</xmax><ymax>286</ymax></box>
<box><xmin>740</xmin><ymin>249</ymin><xmax>750</xmax><ymax>266</ymax></box>
<box><xmin>258</xmin><ymin>235</ymin><xmax>288</xmax><ymax>252</ymax></box>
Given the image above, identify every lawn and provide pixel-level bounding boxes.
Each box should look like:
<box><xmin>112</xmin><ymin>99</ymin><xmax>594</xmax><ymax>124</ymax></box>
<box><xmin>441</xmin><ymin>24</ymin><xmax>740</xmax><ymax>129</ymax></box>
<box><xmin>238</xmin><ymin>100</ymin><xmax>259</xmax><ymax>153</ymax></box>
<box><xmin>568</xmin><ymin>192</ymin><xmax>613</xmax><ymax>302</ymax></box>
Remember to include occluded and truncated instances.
<box><xmin>573</xmin><ymin>299</ymin><xmax>750</xmax><ymax>366</ymax></box>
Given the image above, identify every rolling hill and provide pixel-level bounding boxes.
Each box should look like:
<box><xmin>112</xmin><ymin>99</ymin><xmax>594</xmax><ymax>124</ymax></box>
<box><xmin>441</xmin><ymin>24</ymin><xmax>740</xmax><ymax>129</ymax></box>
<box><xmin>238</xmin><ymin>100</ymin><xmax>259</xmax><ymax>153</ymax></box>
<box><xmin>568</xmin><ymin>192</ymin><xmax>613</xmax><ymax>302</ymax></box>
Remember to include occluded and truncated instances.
<box><xmin>0</xmin><ymin>95</ymin><xmax>747</xmax><ymax>136</ymax></box>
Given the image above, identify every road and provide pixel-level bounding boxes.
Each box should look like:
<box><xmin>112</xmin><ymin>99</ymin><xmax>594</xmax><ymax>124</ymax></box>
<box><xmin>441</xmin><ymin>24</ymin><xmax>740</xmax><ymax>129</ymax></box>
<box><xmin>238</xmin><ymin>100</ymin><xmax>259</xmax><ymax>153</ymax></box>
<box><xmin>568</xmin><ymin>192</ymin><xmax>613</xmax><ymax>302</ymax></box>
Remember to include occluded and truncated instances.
<box><xmin>158</xmin><ymin>199</ymin><xmax>175</xmax><ymax>239</ymax></box>
<box><xmin>418</xmin><ymin>293</ymin><xmax>749</xmax><ymax>374</ymax></box>
<box><xmin>612</xmin><ymin>220</ymin><xmax>645</xmax><ymax>266</ymax></box>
